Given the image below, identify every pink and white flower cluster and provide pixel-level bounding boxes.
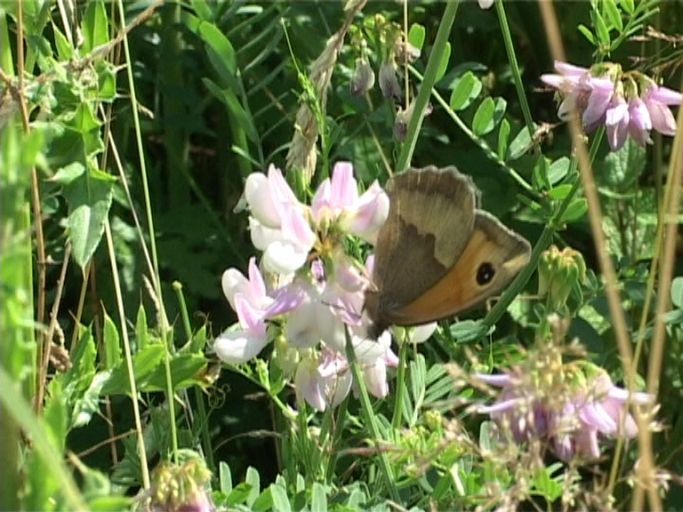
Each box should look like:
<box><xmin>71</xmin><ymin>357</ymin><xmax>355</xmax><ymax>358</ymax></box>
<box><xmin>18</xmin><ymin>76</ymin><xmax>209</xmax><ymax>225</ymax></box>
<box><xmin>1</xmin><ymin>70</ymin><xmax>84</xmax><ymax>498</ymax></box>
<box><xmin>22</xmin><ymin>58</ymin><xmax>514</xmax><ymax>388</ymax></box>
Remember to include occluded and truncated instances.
<box><xmin>542</xmin><ymin>61</ymin><xmax>681</xmax><ymax>151</ymax></box>
<box><xmin>214</xmin><ymin>162</ymin><xmax>400</xmax><ymax>411</ymax></box>
<box><xmin>476</xmin><ymin>364</ymin><xmax>652</xmax><ymax>461</ymax></box>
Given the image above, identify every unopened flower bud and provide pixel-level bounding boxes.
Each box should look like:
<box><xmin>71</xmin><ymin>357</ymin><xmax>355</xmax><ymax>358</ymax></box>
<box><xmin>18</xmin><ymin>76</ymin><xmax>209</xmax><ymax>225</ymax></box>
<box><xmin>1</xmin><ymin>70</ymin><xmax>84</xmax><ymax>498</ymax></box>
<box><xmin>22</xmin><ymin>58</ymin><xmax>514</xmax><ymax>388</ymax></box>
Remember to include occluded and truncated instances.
<box><xmin>350</xmin><ymin>58</ymin><xmax>375</xmax><ymax>96</ymax></box>
<box><xmin>149</xmin><ymin>457</ymin><xmax>213</xmax><ymax>512</ymax></box>
<box><xmin>379</xmin><ymin>61</ymin><xmax>402</xmax><ymax>100</ymax></box>
<box><xmin>538</xmin><ymin>245</ymin><xmax>586</xmax><ymax>311</ymax></box>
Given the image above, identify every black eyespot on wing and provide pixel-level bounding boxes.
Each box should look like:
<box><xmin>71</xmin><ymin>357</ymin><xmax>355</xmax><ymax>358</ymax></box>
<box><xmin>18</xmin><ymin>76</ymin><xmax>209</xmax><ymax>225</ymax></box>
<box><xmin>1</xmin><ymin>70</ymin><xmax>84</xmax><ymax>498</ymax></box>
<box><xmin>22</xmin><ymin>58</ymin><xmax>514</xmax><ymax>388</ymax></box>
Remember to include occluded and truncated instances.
<box><xmin>476</xmin><ymin>262</ymin><xmax>495</xmax><ymax>285</ymax></box>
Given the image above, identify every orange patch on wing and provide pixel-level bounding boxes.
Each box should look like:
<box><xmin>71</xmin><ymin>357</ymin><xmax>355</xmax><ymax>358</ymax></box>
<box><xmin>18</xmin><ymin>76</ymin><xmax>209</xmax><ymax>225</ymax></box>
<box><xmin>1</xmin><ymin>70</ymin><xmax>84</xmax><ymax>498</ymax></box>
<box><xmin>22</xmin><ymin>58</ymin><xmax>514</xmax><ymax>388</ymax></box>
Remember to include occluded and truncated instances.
<box><xmin>391</xmin><ymin>230</ymin><xmax>491</xmax><ymax>325</ymax></box>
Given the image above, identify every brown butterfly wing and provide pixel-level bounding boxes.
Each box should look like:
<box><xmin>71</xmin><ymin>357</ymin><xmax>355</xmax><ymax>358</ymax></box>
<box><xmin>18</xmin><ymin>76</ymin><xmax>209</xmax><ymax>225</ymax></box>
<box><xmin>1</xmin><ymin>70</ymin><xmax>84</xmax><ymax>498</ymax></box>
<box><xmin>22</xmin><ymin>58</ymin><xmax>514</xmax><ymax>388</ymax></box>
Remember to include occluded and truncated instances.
<box><xmin>389</xmin><ymin>210</ymin><xmax>531</xmax><ymax>325</ymax></box>
<box><xmin>366</xmin><ymin>166</ymin><xmax>477</xmax><ymax>330</ymax></box>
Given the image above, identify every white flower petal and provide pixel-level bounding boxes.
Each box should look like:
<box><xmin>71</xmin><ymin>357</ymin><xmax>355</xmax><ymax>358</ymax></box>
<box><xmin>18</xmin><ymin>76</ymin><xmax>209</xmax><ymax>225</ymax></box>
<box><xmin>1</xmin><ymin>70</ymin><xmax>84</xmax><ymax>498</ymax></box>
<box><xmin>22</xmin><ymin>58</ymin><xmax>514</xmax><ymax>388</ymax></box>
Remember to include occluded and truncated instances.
<box><xmin>263</xmin><ymin>241</ymin><xmax>309</xmax><ymax>274</ymax></box>
<box><xmin>214</xmin><ymin>326</ymin><xmax>268</xmax><ymax>364</ymax></box>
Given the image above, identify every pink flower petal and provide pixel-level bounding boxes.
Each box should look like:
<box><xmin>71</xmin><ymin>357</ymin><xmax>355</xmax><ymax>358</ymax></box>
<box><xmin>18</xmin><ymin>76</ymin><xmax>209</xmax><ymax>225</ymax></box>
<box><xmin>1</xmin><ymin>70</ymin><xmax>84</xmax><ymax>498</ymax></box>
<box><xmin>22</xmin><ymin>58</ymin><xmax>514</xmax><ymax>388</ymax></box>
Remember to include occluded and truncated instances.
<box><xmin>295</xmin><ymin>358</ymin><xmax>327</xmax><ymax>411</ymax></box>
<box><xmin>582</xmin><ymin>79</ymin><xmax>613</xmax><ymax>126</ymax></box>
<box><xmin>647</xmin><ymin>85</ymin><xmax>682</xmax><ymax>106</ymax></box>
<box><xmin>554</xmin><ymin>61</ymin><xmax>589</xmax><ymax>77</ymax></box>
<box><xmin>341</xmin><ymin>182</ymin><xmax>390</xmax><ymax>244</ymax></box>
<box><xmin>628</xmin><ymin>97</ymin><xmax>653</xmax><ymax>146</ymax></box>
<box><xmin>647</xmin><ymin>100</ymin><xmax>677</xmax><ymax>136</ymax></box>
<box><xmin>330</xmin><ymin>162</ymin><xmax>358</xmax><ymax>210</ymax></box>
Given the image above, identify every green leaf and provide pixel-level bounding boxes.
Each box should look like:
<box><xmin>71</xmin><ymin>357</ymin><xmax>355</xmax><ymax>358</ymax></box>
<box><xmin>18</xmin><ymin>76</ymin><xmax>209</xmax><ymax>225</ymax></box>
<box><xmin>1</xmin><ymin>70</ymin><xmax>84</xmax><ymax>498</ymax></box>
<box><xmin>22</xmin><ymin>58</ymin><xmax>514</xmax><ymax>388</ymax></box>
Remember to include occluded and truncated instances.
<box><xmin>449</xmin><ymin>320</ymin><xmax>489</xmax><ymax>342</ymax></box>
<box><xmin>72</xmin><ymin>103</ymin><xmax>101</xmax><ymax>134</ymax></box>
<box><xmin>136</xmin><ymin>304</ymin><xmax>148</xmax><ymax>351</ymax></box>
<box><xmin>96</xmin><ymin>62</ymin><xmax>117</xmax><ymax>102</ymax></box>
<box><xmin>52</xmin><ymin>25</ymin><xmax>73</xmax><ymax>60</ymax></box>
<box><xmin>51</xmin><ymin>162</ymin><xmax>86</xmax><ymax>185</ymax></box>
<box><xmin>190</xmin><ymin>0</ymin><xmax>213</xmax><ymax>21</ymax></box>
<box><xmin>435</xmin><ymin>42</ymin><xmax>451</xmax><ymax>82</ymax></box>
<box><xmin>598</xmin><ymin>137</ymin><xmax>646</xmax><ymax>190</ymax></box>
<box><xmin>472</xmin><ymin>97</ymin><xmax>495</xmax><ymax>136</ymax></box>
<box><xmin>497</xmin><ymin>118</ymin><xmax>510</xmax><ymax>160</ymax></box>
<box><xmin>64</xmin><ymin>169</ymin><xmax>114</xmax><ymax>268</ymax></box>
<box><xmin>548</xmin><ymin>157</ymin><xmax>570</xmax><ymax>185</ymax></box>
<box><xmin>250</xmin><ymin>486</ymin><xmax>272</xmax><ymax>512</ymax></box>
<box><xmin>100</xmin><ymin>345</ymin><xmax>165</xmax><ymax>395</ymax></box>
<box><xmin>531</xmin><ymin>463</ymin><xmax>563</xmax><ymax>501</ymax></box>
<box><xmin>577</xmin><ymin>24</ymin><xmax>596</xmax><ymax>45</ymax></box>
<box><xmin>672</xmin><ymin>277</ymin><xmax>683</xmax><ymax>308</ymax></box>
<box><xmin>226</xmin><ymin>483</ymin><xmax>253</xmax><ymax>506</ymax></box>
<box><xmin>603</xmin><ymin>0</ymin><xmax>623</xmax><ymax>32</ymax></box>
<box><xmin>144</xmin><ymin>353</ymin><xmax>206</xmax><ymax>392</ymax></box>
<box><xmin>532</xmin><ymin>155</ymin><xmax>551</xmax><ymax>190</ymax></box>
<box><xmin>270</xmin><ymin>484</ymin><xmax>291</xmax><ymax>512</ymax></box>
<box><xmin>220</xmin><ymin>462</ymin><xmax>233</xmax><ymax>494</ymax></box>
<box><xmin>479</xmin><ymin>421</ymin><xmax>494</xmax><ymax>451</ymax></box>
<box><xmin>203</xmin><ymin>78</ymin><xmax>258</xmax><ymax>143</ymax></box>
<box><xmin>620</xmin><ymin>0</ymin><xmax>634</xmax><ymax>14</ymax></box>
<box><xmin>63</xmin><ymin>325</ymin><xmax>97</xmax><ymax>397</ymax></box>
<box><xmin>71</xmin><ymin>371</ymin><xmax>110</xmax><ymax>428</ymax></box>
<box><xmin>102</xmin><ymin>312</ymin><xmax>121</xmax><ymax>369</ymax></box>
<box><xmin>245</xmin><ymin>466</ymin><xmax>261</xmax><ymax>506</ymax></box>
<box><xmin>196</xmin><ymin>16</ymin><xmax>237</xmax><ymax>84</ymax></box>
<box><xmin>449</xmin><ymin>72</ymin><xmax>482</xmax><ymax>111</ymax></box>
<box><xmin>408</xmin><ymin>23</ymin><xmax>426</xmax><ymax>51</ymax></box>
<box><xmin>560</xmin><ymin>198</ymin><xmax>588</xmax><ymax>223</ymax></box>
<box><xmin>507</xmin><ymin>126</ymin><xmax>533</xmax><ymax>160</ymax></box>
<box><xmin>44</xmin><ymin>379</ymin><xmax>68</xmax><ymax>450</ymax></box>
<box><xmin>311</xmin><ymin>483</ymin><xmax>327</xmax><ymax>512</ymax></box>
<box><xmin>81</xmin><ymin>0</ymin><xmax>108</xmax><ymax>53</ymax></box>
<box><xmin>548</xmin><ymin>183</ymin><xmax>574</xmax><ymax>200</ymax></box>
<box><xmin>593</xmin><ymin>9</ymin><xmax>611</xmax><ymax>46</ymax></box>
<box><xmin>187</xmin><ymin>324</ymin><xmax>207</xmax><ymax>353</ymax></box>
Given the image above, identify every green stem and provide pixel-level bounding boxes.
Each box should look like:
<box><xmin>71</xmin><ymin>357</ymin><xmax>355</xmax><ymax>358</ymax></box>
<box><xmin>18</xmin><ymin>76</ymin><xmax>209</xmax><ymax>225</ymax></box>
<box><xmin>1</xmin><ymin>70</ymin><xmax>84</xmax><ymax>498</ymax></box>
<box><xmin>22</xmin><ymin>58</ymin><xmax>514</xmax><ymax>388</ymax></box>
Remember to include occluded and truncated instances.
<box><xmin>116</xmin><ymin>0</ymin><xmax>178</xmax><ymax>463</ymax></box>
<box><xmin>172</xmin><ymin>282</ymin><xmax>215</xmax><ymax>473</ymax></box>
<box><xmin>482</xmin><ymin>129</ymin><xmax>604</xmax><ymax>328</ymax></box>
<box><xmin>325</xmin><ymin>394</ymin><xmax>349</xmax><ymax>483</ymax></box>
<box><xmin>495</xmin><ymin>0</ymin><xmax>536</xmax><ymax>143</ymax></box>
<box><xmin>396</xmin><ymin>0</ymin><xmax>459</xmax><ymax>172</ymax></box>
<box><xmin>391</xmin><ymin>341</ymin><xmax>408</xmax><ymax>428</ymax></box>
<box><xmin>344</xmin><ymin>328</ymin><xmax>400</xmax><ymax>501</ymax></box>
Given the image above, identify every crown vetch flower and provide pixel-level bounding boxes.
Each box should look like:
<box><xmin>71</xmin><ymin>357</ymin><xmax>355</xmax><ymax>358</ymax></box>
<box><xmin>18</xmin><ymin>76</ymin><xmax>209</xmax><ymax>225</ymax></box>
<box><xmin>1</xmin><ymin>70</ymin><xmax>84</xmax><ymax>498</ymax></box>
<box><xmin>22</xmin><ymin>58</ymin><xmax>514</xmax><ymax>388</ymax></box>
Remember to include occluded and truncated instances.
<box><xmin>214</xmin><ymin>162</ymin><xmax>395</xmax><ymax>411</ymax></box>
<box><xmin>477</xmin><ymin>365</ymin><xmax>652</xmax><ymax>461</ymax></box>
<box><xmin>542</xmin><ymin>60</ymin><xmax>681</xmax><ymax>151</ymax></box>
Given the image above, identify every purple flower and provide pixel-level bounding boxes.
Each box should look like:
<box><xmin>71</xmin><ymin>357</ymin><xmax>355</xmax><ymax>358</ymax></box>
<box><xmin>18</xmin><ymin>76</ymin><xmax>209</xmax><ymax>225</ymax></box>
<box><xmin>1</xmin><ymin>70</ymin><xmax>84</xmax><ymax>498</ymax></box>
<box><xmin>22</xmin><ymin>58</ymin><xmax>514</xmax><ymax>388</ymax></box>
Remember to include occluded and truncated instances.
<box><xmin>477</xmin><ymin>367</ymin><xmax>652</xmax><ymax>461</ymax></box>
<box><xmin>542</xmin><ymin>61</ymin><xmax>681</xmax><ymax>151</ymax></box>
<box><xmin>643</xmin><ymin>84</ymin><xmax>682</xmax><ymax>136</ymax></box>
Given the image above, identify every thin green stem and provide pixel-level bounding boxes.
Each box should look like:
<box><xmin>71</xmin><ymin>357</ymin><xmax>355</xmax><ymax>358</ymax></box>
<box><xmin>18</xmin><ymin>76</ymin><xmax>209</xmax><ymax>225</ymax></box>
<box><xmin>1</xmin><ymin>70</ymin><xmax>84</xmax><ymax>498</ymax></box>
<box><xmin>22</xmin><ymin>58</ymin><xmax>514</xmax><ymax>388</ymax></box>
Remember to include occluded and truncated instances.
<box><xmin>325</xmin><ymin>394</ymin><xmax>349</xmax><ymax>483</ymax></box>
<box><xmin>104</xmin><ymin>221</ymin><xmax>150</xmax><ymax>488</ymax></box>
<box><xmin>391</xmin><ymin>341</ymin><xmax>408</xmax><ymax>428</ymax></box>
<box><xmin>116</xmin><ymin>0</ymin><xmax>178</xmax><ymax>463</ymax></box>
<box><xmin>344</xmin><ymin>328</ymin><xmax>399</xmax><ymax>501</ymax></box>
<box><xmin>495</xmin><ymin>0</ymin><xmax>536</xmax><ymax>143</ymax></box>
<box><xmin>396</xmin><ymin>0</ymin><xmax>459</xmax><ymax>172</ymax></box>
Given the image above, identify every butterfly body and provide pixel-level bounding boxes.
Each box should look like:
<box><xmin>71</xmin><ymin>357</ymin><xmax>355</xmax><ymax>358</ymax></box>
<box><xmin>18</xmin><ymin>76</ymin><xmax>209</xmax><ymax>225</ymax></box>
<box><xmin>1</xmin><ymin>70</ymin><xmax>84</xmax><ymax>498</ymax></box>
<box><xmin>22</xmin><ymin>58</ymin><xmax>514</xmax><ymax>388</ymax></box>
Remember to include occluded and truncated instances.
<box><xmin>365</xmin><ymin>166</ymin><xmax>531</xmax><ymax>337</ymax></box>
